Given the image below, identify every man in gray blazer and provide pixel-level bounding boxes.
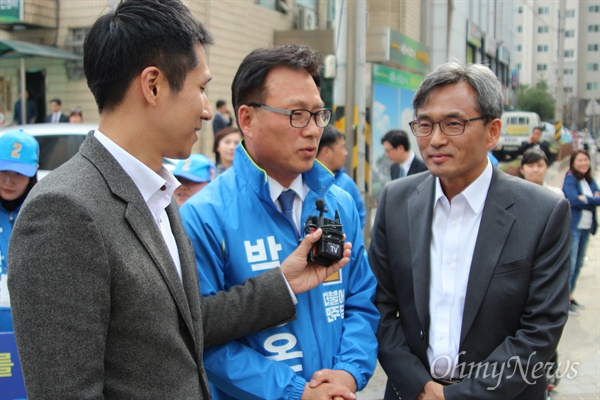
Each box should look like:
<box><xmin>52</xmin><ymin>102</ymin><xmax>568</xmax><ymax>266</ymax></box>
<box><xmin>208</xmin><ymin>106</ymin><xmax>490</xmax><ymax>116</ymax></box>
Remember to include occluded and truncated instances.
<box><xmin>7</xmin><ymin>1</ymin><xmax>353</xmax><ymax>399</ymax></box>
<box><xmin>369</xmin><ymin>62</ymin><xmax>570</xmax><ymax>400</ymax></box>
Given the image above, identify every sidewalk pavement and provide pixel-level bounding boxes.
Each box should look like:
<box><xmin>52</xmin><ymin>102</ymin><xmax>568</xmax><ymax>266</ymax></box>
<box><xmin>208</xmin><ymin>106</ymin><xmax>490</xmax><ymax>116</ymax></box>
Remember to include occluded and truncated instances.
<box><xmin>359</xmin><ymin>155</ymin><xmax>600</xmax><ymax>399</ymax></box>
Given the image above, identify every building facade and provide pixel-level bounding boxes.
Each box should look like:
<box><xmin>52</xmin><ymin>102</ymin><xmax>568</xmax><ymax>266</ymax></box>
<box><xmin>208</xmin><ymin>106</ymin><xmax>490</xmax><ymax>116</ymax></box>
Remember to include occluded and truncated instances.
<box><xmin>512</xmin><ymin>0</ymin><xmax>600</xmax><ymax>130</ymax></box>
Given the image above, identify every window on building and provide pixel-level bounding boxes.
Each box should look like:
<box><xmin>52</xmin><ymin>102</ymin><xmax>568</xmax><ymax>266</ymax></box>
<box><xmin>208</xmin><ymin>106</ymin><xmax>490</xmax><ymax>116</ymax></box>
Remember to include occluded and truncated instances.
<box><xmin>518</xmin><ymin>6</ymin><xmax>523</xmax><ymax>13</ymax></box>
<box><xmin>564</xmin><ymin>87</ymin><xmax>573</xmax><ymax>94</ymax></box>
<box><xmin>566</xmin><ymin>9</ymin><xmax>575</xmax><ymax>17</ymax></box>
<box><xmin>517</xmin><ymin>44</ymin><xmax>523</xmax><ymax>52</ymax></box>
<box><xmin>538</xmin><ymin>6</ymin><xmax>549</xmax><ymax>14</ymax></box>
<box><xmin>586</xmin><ymin>82</ymin><xmax>599</xmax><ymax>90</ymax></box>
<box><xmin>537</xmin><ymin>64</ymin><xmax>548</xmax><ymax>71</ymax></box>
<box><xmin>587</xmin><ymin>63</ymin><xmax>599</xmax><ymax>71</ymax></box>
<box><xmin>564</xmin><ymin>69</ymin><xmax>574</xmax><ymax>75</ymax></box>
<box><xmin>517</xmin><ymin>63</ymin><xmax>522</xmax><ymax>70</ymax></box>
<box><xmin>589</xmin><ymin>25</ymin><xmax>600</xmax><ymax>32</ymax></box>
<box><xmin>589</xmin><ymin>5</ymin><xmax>600</xmax><ymax>12</ymax></box>
<box><xmin>565</xmin><ymin>49</ymin><xmax>575</xmax><ymax>57</ymax></box>
<box><xmin>538</xmin><ymin>26</ymin><xmax>549</xmax><ymax>33</ymax></box>
<box><xmin>565</xmin><ymin>30</ymin><xmax>575</xmax><ymax>37</ymax></box>
<box><xmin>588</xmin><ymin>44</ymin><xmax>599</xmax><ymax>51</ymax></box>
<box><xmin>537</xmin><ymin>45</ymin><xmax>549</xmax><ymax>52</ymax></box>
<box><xmin>65</xmin><ymin>27</ymin><xmax>91</xmax><ymax>80</ymax></box>
<box><xmin>517</xmin><ymin>25</ymin><xmax>523</xmax><ymax>33</ymax></box>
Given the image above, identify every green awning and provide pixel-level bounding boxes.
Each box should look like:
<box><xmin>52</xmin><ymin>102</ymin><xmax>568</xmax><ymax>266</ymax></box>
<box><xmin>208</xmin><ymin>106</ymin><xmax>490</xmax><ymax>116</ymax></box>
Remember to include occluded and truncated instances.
<box><xmin>0</xmin><ymin>39</ymin><xmax>81</xmax><ymax>60</ymax></box>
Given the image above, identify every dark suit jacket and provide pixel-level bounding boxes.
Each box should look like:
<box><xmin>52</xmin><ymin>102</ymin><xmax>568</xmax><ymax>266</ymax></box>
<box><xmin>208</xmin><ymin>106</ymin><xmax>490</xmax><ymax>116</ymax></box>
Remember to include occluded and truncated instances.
<box><xmin>44</xmin><ymin>112</ymin><xmax>69</xmax><ymax>122</ymax></box>
<box><xmin>8</xmin><ymin>133</ymin><xmax>296</xmax><ymax>399</ymax></box>
<box><xmin>369</xmin><ymin>169</ymin><xmax>570</xmax><ymax>400</ymax></box>
<box><xmin>390</xmin><ymin>156</ymin><xmax>428</xmax><ymax>180</ymax></box>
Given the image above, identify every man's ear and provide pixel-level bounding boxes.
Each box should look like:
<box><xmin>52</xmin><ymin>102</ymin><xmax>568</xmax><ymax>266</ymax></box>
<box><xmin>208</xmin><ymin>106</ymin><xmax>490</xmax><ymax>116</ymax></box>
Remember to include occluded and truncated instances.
<box><xmin>487</xmin><ymin>118</ymin><xmax>502</xmax><ymax>150</ymax></box>
<box><xmin>238</xmin><ymin>105</ymin><xmax>254</xmax><ymax>139</ymax></box>
<box><xmin>140</xmin><ymin>66</ymin><xmax>161</xmax><ymax>105</ymax></box>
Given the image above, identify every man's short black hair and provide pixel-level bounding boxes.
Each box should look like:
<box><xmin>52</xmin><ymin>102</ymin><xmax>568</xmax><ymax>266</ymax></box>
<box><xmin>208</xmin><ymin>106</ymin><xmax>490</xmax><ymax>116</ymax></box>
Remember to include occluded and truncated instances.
<box><xmin>84</xmin><ymin>0</ymin><xmax>213</xmax><ymax>113</ymax></box>
<box><xmin>231</xmin><ymin>44</ymin><xmax>322</xmax><ymax>133</ymax></box>
<box><xmin>381</xmin><ymin>129</ymin><xmax>410</xmax><ymax>150</ymax></box>
<box><xmin>318</xmin><ymin>125</ymin><xmax>345</xmax><ymax>155</ymax></box>
<box><xmin>50</xmin><ymin>98</ymin><xmax>62</xmax><ymax>106</ymax></box>
<box><xmin>216</xmin><ymin>99</ymin><xmax>226</xmax><ymax>109</ymax></box>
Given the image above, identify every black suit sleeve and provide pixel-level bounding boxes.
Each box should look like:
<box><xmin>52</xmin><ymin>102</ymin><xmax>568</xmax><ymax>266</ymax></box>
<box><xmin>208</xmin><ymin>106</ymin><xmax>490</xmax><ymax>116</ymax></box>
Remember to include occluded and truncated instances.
<box><xmin>368</xmin><ymin>184</ymin><xmax>433</xmax><ymax>399</ymax></box>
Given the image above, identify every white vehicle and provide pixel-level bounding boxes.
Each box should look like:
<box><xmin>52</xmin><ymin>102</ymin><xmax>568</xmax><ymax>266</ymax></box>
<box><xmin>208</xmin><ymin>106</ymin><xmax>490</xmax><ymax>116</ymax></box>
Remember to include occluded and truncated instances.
<box><xmin>493</xmin><ymin>111</ymin><xmax>541</xmax><ymax>160</ymax></box>
<box><xmin>0</xmin><ymin>123</ymin><xmax>176</xmax><ymax>179</ymax></box>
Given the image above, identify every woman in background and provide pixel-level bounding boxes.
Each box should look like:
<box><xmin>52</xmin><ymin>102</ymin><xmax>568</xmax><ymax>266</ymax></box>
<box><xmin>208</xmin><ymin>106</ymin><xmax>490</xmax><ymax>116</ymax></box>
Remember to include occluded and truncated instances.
<box><xmin>519</xmin><ymin>148</ymin><xmax>563</xmax><ymax>195</ymax></box>
<box><xmin>213</xmin><ymin>126</ymin><xmax>241</xmax><ymax>175</ymax></box>
<box><xmin>562</xmin><ymin>149</ymin><xmax>600</xmax><ymax>316</ymax></box>
<box><xmin>0</xmin><ymin>130</ymin><xmax>39</xmax><ymax>331</ymax></box>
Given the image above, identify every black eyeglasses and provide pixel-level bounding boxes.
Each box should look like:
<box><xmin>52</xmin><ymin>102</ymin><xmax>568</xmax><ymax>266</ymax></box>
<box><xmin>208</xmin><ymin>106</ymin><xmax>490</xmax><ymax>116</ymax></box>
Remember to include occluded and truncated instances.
<box><xmin>248</xmin><ymin>103</ymin><xmax>332</xmax><ymax>128</ymax></box>
<box><xmin>408</xmin><ymin>116</ymin><xmax>486</xmax><ymax>137</ymax></box>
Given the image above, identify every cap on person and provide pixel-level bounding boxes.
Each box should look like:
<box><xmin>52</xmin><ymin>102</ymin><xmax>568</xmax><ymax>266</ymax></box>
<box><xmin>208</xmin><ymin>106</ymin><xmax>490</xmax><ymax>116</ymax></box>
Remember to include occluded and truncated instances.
<box><xmin>0</xmin><ymin>129</ymin><xmax>39</xmax><ymax>177</ymax></box>
<box><xmin>173</xmin><ymin>154</ymin><xmax>215</xmax><ymax>183</ymax></box>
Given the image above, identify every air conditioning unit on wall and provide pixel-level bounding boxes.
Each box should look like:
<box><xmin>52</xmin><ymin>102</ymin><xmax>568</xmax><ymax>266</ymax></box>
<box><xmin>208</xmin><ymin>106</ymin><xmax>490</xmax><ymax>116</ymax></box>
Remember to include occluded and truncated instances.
<box><xmin>298</xmin><ymin>8</ymin><xmax>317</xmax><ymax>30</ymax></box>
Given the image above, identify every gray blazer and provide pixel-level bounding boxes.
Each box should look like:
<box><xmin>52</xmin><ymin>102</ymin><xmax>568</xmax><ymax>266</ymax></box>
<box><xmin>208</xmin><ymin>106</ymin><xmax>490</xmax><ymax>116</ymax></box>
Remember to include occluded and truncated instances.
<box><xmin>8</xmin><ymin>133</ymin><xmax>296</xmax><ymax>399</ymax></box>
<box><xmin>369</xmin><ymin>169</ymin><xmax>571</xmax><ymax>400</ymax></box>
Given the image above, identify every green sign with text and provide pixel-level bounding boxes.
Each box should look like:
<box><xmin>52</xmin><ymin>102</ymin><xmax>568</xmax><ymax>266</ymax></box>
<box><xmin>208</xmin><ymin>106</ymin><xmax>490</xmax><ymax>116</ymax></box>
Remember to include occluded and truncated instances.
<box><xmin>0</xmin><ymin>0</ymin><xmax>22</xmax><ymax>23</ymax></box>
<box><xmin>373</xmin><ymin>64</ymin><xmax>423</xmax><ymax>91</ymax></box>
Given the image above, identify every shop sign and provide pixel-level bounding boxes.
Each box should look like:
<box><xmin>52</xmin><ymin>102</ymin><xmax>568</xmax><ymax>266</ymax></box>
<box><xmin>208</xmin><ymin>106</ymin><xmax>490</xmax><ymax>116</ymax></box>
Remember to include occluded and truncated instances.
<box><xmin>0</xmin><ymin>0</ymin><xmax>23</xmax><ymax>23</ymax></box>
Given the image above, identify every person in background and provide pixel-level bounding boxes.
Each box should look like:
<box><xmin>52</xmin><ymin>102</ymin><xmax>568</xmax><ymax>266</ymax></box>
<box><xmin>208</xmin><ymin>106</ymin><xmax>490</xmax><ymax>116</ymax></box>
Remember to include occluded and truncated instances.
<box><xmin>44</xmin><ymin>98</ymin><xmax>69</xmax><ymax>123</ymax></box>
<box><xmin>173</xmin><ymin>154</ymin><xmax>215</xmax><ymax>206</ymax></box>
<box><xmin>562</xmin><ymin>149</ymin><xmax>600</xmax><ymax>316</ymax></box>
<box><xmin>518</xmin><ymin>125</ymin><xmax>554</xmax><ymax>164</ymax></box>
<box><xmin>6</xmin><ymin>1</ymin><xmax>353</xmax><ymax>399</ymax></box>
<box><xmin>11</xmin><ymin>90</ymin><xmax>37</xmax><ymax>125</ymax></box>
<box><xmin>213</xmin><ymin>126</ymin><xmax>242</xmax><ymax>175</ymax></box>
<box><xmin>369</xmin><ymin>61</ymin><xmax>570</xmax><ymax>400</ymax></box>
<box><xmin>519</xmin><ymin>148</ymin><xmax>563</xmax><ymax>196</ymax></box>
<box><xmin>317</xmin><ymin>124</ymin><xmax>366</xmax><ymax>228</ymax></box>
<box><xmin>180</xmin><ymin>44</ymin><xmax>378</xmax><ymax>400</ymax></box>
<box><xmin>0</xmin><ymin>130</ymin><xmax>39</xmax><ymax>332</ymax></box>
<box><xmin>69</xmin><ymin>107</ymin><xmax>84</xmax><ymax>123</ymax></box>
<box><xmin>212</xmin><ymin>99</ymin><xmax>233</xmax><ymax>135</ymax></box>
<box><xmin>381</xmin><ymin>128</ymin><xmax>427</xmax><ymax>180</ymax></box>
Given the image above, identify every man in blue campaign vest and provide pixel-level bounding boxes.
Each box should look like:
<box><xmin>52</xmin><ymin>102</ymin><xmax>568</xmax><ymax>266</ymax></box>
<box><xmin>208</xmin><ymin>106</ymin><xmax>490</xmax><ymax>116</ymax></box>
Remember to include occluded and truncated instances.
<box><xmin>1</xmin><ymin>129</ymin><xmax>39</xmax><ymax>399</ymax></box>
<box><xmin>180</xmin><ymin>44</ymin><xmax>379</xmax><ymax>400</ymax></box>
<box><xmin>317</xmin><ymin>125</ymin><xmax>367</xmax><ymax>229</ymax></box>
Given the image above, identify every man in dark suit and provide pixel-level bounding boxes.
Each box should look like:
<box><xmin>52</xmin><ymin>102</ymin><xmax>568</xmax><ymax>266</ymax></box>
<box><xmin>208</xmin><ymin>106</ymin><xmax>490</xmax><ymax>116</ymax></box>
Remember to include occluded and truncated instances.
<box><xmin>518</xmin><ymin>126</ymin><xmax>555</xmax><ymax>165</ymax></box>
<box><xmin>381</xmin><ymin>129</ymin><xmax>427</xmax><ymax>180</ymax></box>
<box><xmin>369</xmin><ymin>62</ymin><xmax>570</xmax><ymax>400</ymax></box>
<box><xmin>7</xmin><ymin>1</ymin><xmax>353</xmax><ymax>399</ymax></box>
<box><xmin>212</xmin><ymin>99</ymin><xmax>233</xmax><ymax>135</ymax></box>
<box><xmin>44</xmin><ymin>98</ymin><xmax>69</xmax><ymax>123</ymax></box>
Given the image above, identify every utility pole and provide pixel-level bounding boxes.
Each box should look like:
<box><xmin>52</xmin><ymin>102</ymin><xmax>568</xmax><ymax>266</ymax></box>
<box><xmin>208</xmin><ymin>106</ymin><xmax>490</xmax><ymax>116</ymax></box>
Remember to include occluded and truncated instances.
<box><xmin>555</xmin><ymin>0</ymin><xmax>566</xmax><ymax>122</ymax></box>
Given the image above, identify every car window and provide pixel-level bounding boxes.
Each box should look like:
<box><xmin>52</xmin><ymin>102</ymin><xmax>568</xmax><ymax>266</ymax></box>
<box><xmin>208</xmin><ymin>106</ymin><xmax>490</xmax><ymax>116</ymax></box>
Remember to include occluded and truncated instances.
<box><xmin>36</xmin><ymin>135</ymin><xmax>86</xmax><ymax>171</ymax></box>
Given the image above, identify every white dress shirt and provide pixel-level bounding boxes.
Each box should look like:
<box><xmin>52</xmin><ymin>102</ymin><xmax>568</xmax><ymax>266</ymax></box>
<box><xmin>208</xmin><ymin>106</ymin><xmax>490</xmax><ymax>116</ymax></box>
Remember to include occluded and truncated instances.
<box><xmin>94</xmin><ymin>130</ymin><xmax>182</xmax><ymax>280</ymax></box>
<box><xmin>427</xmin><ymin>160</ymin><xmax>493</xmax><ymax>379</ymax></box>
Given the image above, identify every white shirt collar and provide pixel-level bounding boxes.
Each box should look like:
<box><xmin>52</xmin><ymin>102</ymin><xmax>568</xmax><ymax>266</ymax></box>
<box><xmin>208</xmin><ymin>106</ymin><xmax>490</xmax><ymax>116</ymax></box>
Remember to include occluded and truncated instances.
<box><xmin>93</xmin><ymin>129</ymin><xmax>180</xmax><ymax>202</ymax></box>
<box><xmin>268</xmin><ymin>174</ymin><xmax>307</xmax><ymax>204</ymax></box>
<box><xmin>433</xmin><ymin>158</ymin><xmax>493</xmax><ymax>214</ymax></box>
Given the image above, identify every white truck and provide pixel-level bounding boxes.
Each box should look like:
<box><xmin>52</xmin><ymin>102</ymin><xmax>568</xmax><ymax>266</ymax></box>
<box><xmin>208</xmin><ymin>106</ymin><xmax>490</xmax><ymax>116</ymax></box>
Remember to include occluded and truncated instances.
<box><xmin>493</xmin><ymin>111</ymin><xmax>541</xmax><ymax>160</ymax></box>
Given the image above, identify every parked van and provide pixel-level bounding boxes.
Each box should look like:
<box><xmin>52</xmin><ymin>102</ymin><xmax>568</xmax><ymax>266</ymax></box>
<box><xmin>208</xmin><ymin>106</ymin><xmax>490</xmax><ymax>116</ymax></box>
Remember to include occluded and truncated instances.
<box><xmin>493</xmin><ymin>111</ymin><xmax>541</xmax><ymax>160</ymax></box>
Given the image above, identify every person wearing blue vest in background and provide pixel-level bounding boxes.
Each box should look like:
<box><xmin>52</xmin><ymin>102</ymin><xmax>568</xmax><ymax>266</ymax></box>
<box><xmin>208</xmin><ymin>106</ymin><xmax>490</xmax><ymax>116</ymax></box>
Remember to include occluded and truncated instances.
<box><xmin>317</xmin><ymin>125</ymin><xmax>367</xmax><ymax>228</ymax></box>
<box><xmin>172</xmin><ymin>154</ymin><xmax>215</xmax><ymax>206</ymax></box>
<box><xmin>0</xmin><ymin>129</ymin><xmax>39</xmax><ymax>399</ymax></box>
<box><xmin>0</xmin><ymin>130</ymin><xmax>39</xmax><ymax>332</ymax></box>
